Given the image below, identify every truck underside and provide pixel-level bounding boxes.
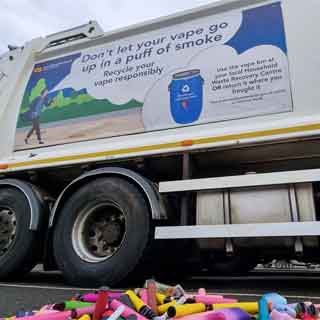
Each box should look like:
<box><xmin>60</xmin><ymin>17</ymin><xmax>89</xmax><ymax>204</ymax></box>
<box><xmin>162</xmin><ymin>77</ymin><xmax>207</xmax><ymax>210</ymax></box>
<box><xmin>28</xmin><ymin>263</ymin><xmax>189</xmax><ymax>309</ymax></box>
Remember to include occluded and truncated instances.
<box><xmin>1</xmin><ymin>136</ymin><xmax>320</xmax><ymax>285</ymax></box>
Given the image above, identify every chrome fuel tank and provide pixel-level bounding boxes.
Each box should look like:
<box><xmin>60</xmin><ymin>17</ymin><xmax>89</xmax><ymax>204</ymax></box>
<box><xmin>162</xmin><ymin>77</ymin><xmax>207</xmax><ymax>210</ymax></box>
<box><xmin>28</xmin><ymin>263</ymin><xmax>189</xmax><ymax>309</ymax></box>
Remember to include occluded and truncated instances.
<box><xmin>196</xmin><ymin>183</ymin><xmax>318</xmax><ymax>249</ymax></box>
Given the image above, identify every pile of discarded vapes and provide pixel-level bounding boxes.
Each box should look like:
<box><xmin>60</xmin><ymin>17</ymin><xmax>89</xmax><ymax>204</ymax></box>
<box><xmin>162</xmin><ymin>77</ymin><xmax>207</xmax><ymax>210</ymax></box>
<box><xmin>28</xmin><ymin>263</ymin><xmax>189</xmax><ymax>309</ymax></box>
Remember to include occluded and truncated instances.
<box><xmin>1</xmin><ymin>280</ymin><xmax>317</xmax><ymax>320</ymax></box>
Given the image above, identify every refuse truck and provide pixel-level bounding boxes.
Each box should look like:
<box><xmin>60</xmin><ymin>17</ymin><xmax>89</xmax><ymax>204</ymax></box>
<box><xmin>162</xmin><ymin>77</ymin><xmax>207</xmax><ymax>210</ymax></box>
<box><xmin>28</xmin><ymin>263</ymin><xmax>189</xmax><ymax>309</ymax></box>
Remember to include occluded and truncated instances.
<box><xmin>0</xmin><ymin>0</ymin><xmax>319</xmax><ymax>286</ymax></box>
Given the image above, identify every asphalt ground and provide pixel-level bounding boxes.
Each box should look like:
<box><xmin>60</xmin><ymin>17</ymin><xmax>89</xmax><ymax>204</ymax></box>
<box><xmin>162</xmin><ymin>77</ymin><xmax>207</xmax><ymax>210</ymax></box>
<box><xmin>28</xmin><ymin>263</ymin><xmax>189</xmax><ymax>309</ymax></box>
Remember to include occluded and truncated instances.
<box><xmin>1</xmin><ymin>268</ymin><xmax>320</xmax><ymax>317</ymax></box>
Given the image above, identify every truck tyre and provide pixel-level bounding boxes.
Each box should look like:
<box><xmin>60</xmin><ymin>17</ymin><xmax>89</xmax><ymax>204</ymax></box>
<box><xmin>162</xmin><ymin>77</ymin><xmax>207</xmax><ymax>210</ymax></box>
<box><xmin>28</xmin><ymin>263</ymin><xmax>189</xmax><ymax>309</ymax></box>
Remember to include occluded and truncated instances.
<box><xmin>0</xmin><ymin>188</ymin><xmax>39</xmax><ymax>279</ymax></box>
<box><xmin>53</xmin><ymin>177</ymin><xmax>151</xmax><ymax>287</ymax></box>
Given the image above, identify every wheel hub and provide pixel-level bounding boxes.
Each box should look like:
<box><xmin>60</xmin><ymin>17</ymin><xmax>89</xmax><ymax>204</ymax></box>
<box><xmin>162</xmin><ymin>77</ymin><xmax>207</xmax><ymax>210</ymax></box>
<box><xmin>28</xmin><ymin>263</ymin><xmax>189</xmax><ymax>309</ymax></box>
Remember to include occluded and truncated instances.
<box><xmin>102</xmin><ymin>222</ymin><xmax>121</xmax><ymax>244</ymax></box>
<box><xmin>72</xmin><ymin>202</ymin><xmax>126</xmax><ymax>263</ymax></box>
<box><xmin>0</xmin><ymin>208</ymin><xmax>17</xmax><ymax>256</ymax></box>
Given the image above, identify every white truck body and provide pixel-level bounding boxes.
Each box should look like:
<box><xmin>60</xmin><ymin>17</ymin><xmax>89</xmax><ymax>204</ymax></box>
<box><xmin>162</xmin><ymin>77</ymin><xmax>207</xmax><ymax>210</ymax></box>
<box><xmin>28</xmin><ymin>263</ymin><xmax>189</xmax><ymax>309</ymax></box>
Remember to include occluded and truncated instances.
<box><xmin>0</xmin><ymin>0</ymin><xmax>319</xmax><ymax>172</ymax></box>
<box><xmin>0</xmin><ymin>0</ymin><xmax>319</xmax><ymax>285</ymax></box>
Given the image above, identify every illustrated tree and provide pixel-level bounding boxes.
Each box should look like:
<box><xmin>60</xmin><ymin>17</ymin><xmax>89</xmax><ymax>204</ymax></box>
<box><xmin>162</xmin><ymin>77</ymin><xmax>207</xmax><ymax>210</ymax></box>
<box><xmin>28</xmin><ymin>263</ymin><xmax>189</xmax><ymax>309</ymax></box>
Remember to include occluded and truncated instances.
<box><xmin>29</xmin><ymin>78</ymin><xmax>47</xmax><ymax>103</ymax></box>
<box><xmin>55</xmin><ymin>91</ymin><xmax>65</xmax><ymax>108</ymax></box>
<box><xmin>20</xmin><ymin>92</ymin><xmax>31</xmax><ymax>113</ymax></box>
<box><xmin>76</xmin><ymin>93</ymin><xmax>92</xmax><ymax>104</ymax></box>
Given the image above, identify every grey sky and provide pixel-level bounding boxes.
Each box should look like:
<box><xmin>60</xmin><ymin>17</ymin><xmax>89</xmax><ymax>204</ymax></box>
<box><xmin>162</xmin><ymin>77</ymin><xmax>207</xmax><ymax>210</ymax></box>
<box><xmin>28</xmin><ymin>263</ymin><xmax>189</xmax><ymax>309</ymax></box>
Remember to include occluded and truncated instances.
<box><xmin>0</xmin><ymin>0</ymin><xmax>215</xmax><ymax>54</ymax></box>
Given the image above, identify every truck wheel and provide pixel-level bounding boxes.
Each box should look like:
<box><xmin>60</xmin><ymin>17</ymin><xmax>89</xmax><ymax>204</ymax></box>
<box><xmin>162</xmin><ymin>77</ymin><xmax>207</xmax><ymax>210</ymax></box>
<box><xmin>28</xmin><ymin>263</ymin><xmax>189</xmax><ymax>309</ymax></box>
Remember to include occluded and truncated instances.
<box><xmin>0</xmin><ymin>188</ymin><xmax>38</xmax><ymax>279</ymax></box>
<box><xmin>53</xmin><ymin>177</ymin><xmax>151</xmax><ymax>287</ymax></box>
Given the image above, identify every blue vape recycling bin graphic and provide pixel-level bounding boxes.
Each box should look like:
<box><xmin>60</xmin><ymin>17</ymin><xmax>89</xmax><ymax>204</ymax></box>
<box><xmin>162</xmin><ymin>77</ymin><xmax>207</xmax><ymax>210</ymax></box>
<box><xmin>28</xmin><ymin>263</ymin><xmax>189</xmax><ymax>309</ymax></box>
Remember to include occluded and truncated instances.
<box><xmin>169</xmin><ymin>70</ymin><xmax>204</xmax><ymax>124</ymax></box>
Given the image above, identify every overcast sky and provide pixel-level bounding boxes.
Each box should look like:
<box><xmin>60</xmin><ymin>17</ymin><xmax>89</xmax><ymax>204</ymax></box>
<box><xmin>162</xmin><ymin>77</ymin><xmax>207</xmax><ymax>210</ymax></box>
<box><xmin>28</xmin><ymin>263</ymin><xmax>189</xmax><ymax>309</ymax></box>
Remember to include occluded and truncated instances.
<box><xmin>0</xmin><ymin>0</ymin><xmax>217</xmax><ymax>54</ymax></box>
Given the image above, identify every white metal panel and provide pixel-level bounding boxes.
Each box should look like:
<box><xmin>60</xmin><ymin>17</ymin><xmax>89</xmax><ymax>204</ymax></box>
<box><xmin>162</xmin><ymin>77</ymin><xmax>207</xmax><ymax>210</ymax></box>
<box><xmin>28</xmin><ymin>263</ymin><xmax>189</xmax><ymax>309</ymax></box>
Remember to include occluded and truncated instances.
<box><xmin>159</xmin><ymin>169</ymin><xmax>320</xmax><ymax>193</ymax></box>
<box><xmin>38</xmin><ymin>0</ymin><xmax>270</xmax><ymax>59</ymax></box>
<box><xmin>0</xmin><ymin>38</ymin><xmax>47</xmax><ymax>160</ymax></box>
<box><xmin>283</xmin><ymin>0</ymin><xmax>320</xmax><ymax>121</ymax></box>
<box><xmin>155</xmin><ymin>222</ymin><xmax>320</xmax><ymax>239</ymax></box>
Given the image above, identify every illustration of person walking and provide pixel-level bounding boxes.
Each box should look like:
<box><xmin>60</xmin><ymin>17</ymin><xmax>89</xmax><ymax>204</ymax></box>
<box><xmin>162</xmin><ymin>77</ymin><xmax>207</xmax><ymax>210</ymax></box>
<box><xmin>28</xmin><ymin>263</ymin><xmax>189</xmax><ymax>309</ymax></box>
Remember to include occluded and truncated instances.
<box><xmin>24</xmin><ymin>88</ymin><xmax>51</xmax><ymax>145</ymax></box>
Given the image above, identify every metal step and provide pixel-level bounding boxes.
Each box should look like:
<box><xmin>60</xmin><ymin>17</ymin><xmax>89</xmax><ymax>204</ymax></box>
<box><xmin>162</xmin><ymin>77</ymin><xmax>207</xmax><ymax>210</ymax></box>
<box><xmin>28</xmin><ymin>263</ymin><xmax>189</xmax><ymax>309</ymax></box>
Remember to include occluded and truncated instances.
<box><xmin>155</xmin><ymin>222</ymin><xmax>320</xmax><ymax>239</ymax></box>
<box><xmin>159</xmin><ymin>168</ymin><xmax>320</xmax><ymax>193</ymax></box>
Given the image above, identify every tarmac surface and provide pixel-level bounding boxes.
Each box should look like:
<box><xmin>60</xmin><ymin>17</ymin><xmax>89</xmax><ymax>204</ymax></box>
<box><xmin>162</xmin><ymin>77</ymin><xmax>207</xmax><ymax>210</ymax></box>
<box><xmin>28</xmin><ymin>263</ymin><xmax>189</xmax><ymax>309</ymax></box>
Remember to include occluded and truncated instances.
<box><xmin>1</xmin><ymin>266</ymin><xmax>320</xmax><ymax>317</ymax></box>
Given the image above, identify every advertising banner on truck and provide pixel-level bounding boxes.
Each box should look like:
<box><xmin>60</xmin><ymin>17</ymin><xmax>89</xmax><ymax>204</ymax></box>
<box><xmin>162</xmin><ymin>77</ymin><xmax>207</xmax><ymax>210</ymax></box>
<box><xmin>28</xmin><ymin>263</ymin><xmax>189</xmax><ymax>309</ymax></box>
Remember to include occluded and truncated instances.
<box><xmin>15</xmin><ymin>1</ymin><xmax>292</xmax><ymax>149</ymax></box>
